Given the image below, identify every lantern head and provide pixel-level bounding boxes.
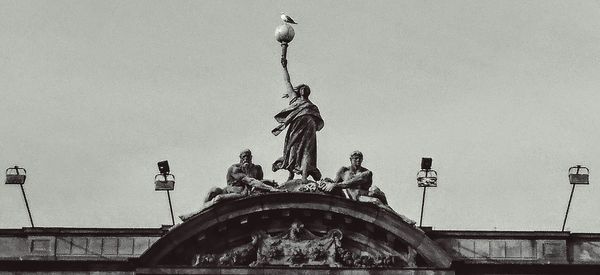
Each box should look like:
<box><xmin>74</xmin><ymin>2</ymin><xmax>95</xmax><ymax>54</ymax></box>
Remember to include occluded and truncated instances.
<box><xmin>275</xmin><ymin>24</ymin><xmax>295</xmax><ymax>44</ymax></box>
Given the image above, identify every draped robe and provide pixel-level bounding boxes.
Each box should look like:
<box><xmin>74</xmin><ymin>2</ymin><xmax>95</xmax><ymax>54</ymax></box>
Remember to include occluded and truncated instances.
<box><xmin>272</xmin><ymin>96</ymin><xmax>324</xmax><ymax>177</ymax></box>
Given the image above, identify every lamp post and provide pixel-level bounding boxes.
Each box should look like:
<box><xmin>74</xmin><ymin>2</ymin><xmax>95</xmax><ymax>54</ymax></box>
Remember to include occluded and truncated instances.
<box><xmin>5</xmin><ymin>166</ymin><xmax>34</xmax><ymax>228</ymax></box>
<box><xmin>275</xmin><ymin>23</ymin><xmax>295</xmax><ymax>61</ymax></box>
<box><xmin>562</xmin><ymin>165</ymin><xmax>589</xmax><ymax>231</ymax></box>
<box><xmin>417</xmin><ymin>158</ymin><xmax>437</xmax><ymax>227</ymax></box>
<box><xmin>155</xmin><ymin>161</ymin><xmax>175</xmax><ymax>226</ymax></box>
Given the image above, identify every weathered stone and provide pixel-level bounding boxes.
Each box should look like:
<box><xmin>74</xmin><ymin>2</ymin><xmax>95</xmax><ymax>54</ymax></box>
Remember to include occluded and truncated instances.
<box><xmin>140</xmin><ymin>193</ymin><xmax>451</xmax><ymax>269</ymax></box>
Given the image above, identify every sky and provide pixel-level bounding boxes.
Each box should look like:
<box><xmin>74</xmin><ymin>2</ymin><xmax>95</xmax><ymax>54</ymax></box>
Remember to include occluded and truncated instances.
<box><xmin>1</xmin><ymin>0</ymin><xmax>600</xmax><ymax>232</ymax></box>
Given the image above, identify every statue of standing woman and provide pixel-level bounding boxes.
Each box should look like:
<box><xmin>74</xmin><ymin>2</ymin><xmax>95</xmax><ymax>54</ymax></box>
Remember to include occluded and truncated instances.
<box><xmin>272</xmin><ymin>54</ymin><xmax>324</xmax><ymax>183</ymax></box>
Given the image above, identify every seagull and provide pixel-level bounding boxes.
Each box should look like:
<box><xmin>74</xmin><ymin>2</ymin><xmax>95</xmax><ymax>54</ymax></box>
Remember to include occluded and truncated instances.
<box><xmin>280</xmin><ymin>12</ymin><xmax>298</xmax><ymax>24</ymax></box>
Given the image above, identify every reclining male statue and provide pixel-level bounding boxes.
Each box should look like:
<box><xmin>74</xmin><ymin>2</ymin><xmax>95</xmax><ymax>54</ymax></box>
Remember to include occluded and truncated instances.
<box><xmin>322</xmin><ymin>151</ymin><xmax>388</xmax><ymax>206</ymax></box>
<box><xmin>180</xmin><ymin>149</ymin><xmax>282</xmax><ymax>221</ymax></box>
<box><xmin>321</xmin><ymin>151</ymin><xmax>416</xmax><ymax>225</ymax></box>
<box><xmin>205</xmin><ymin>149</ymin><xmax>282</xmax><ymax>204</ymax></box>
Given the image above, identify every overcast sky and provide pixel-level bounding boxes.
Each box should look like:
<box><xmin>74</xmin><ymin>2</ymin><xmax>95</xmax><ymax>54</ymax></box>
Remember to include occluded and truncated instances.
<box><xmin>1</xmin><ymin>0</ymin><xmax>599</xmax><ymax>232</ymax></box>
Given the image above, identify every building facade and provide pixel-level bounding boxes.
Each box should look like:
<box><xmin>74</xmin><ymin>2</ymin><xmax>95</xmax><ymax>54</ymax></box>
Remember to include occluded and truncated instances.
<box><xmin>1</xmin><ymin>193</ymin><xmax>600</xmax><ymax>274</ymax></box>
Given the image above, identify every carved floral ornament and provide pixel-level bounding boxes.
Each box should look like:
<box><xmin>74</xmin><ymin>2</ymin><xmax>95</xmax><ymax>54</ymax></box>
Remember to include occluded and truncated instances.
<box><xmin>192</xmin><ymin>221</ymin><xmax>416</xmax><ymax>268</ymax></box>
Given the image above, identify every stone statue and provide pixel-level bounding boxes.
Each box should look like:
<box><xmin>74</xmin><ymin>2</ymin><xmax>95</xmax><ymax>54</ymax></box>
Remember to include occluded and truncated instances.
<box><xmin>205</xmin><ymin>149</ymin><xmax>281</xmax><ymax>203</ymax></box>
<box><xmin>180</xmin><ymin>149</ymin><xmax>282</xmax><ymax>221</ymax></box>
<box><xmin>272</xmin><ymin>56</ymin><xmax>324</xmax><ymax>183</ymax></box>
<box><xmin>322</xmin><ymin>151</ymin><xmax>388</xmax><ymax>206</ymax></box>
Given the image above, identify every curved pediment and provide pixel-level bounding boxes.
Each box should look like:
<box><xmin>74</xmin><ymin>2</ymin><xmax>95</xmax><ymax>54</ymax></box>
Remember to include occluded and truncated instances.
<box><xmin>139</xmin><ymin>193</ymin><xmax>451</xmax><ymax>269</ymax></box>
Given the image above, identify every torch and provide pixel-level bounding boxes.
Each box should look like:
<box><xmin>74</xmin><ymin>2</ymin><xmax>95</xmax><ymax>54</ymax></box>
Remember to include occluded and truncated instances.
<box><xmin>275</xmin><ymin>23</ymin><xmax>295</xmax><ymax>61</ymax></box>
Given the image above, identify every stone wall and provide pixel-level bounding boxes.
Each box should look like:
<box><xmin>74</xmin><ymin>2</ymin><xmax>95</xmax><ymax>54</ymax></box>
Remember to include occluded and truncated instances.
<box><xmin>2</xmin><ymin>227</ymin><xmax>600</xmax><ymax>274</ymax></box>
<box><xmin>0</xmin><ymin>227</ymin><xmax>165</xmax><ymax>275</ymax></box>
<box><xmin>428</xmin><ymin>230</ymin><xmax>600</xmax><ymax>265</ymax></box>
<box><xmin>0</xmin><ymin>228</ymin><xmax>163</xmax><ymax>261</ymax></box>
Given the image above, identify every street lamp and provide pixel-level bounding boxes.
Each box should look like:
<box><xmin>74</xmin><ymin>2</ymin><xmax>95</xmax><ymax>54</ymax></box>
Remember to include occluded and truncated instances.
<box><xmin>417</xmin><ymin>158</ymin><xmax>437</xmax><ymax>227</ymax></box>
<box><xmin>275</xmin><ymin>22</ymin><xmax>295</xmax><ymax>67</ymax></box>
<box><xmin>562</xmin><ymin>165</ymin><xmax>589</xmax><ymax>231</ymax></box>
<box><xmin>155</xmin><ymin>160</ymin><xmax>175</xmax><ymax>225</ymax></box>
<box><xmin>5</xmin><ymin>166</ymin><xmax>34</xmax><ymax>227</ymax></box>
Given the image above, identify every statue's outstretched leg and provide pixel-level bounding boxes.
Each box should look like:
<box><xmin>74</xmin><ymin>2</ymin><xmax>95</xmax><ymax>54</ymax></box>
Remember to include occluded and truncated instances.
<box><xmin>213</xmin><ymin>193</ymin><xmax>245</xmax><ymax>203</ymax></box>
<box><xmin>204</xmin><ymin>187</ymin><xmax>223</xmax><ymax>203</ymax></box>
<box><xmin>368</xmin><ymin>186</ymin><xmax>388</xmax><ymax>205</ymax></box>
<box><xmin>249</xmin><ymin>180</ymin><xmax>286</xmax><ymax>192</ymax></box>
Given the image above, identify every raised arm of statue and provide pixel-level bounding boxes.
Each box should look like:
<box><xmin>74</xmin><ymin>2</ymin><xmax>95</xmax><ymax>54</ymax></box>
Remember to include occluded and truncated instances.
<box><xmin>281</xmin><ymin>57</ymin><xmax>295</xmax><ymax>99</ymax></box>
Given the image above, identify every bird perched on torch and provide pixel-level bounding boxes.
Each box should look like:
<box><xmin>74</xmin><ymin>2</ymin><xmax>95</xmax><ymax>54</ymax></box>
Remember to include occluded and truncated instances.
<box><xmin>280</xmin><ymin>12</ymin><xmax>297</xmax><ymax>24</ymax></box>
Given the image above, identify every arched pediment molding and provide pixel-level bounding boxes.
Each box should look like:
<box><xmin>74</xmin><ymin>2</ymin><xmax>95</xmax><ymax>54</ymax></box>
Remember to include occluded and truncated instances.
<box><xmin>139</xmin><ymin>193</ymin><xmax>452</xmax><ymax>268</ymax></box>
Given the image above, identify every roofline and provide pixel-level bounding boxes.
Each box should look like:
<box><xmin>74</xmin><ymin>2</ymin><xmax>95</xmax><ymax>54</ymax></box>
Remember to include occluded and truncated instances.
<box><xmin>0</xmin><ymin>226</ymin><xmax>169</xmax><ymax>237</ymax></box>
<box><xmin>2</xmin><ymin>227</ymin><xmax>600</xmax><ymax>239</ymax></box>
<box><xmin>427</xmin><ymin>229</ymin><xmax>600</xmax><ymax>239</ymax></box>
